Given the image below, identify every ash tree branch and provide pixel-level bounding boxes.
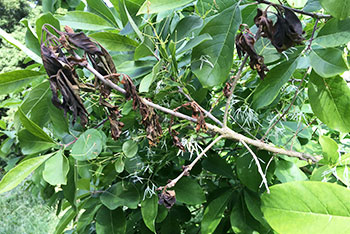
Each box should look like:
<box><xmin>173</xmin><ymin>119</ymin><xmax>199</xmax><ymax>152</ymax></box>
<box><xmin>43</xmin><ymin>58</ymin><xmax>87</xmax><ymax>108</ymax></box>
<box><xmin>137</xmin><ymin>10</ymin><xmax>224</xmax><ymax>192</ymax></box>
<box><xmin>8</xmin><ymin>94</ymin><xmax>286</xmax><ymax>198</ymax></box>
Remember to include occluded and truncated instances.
<box><xmin>256</xmin><ymin>0</ymin><xmax>332</xmax><ymax>19</ymax></box>
<box><xmin>75</xmin><ymin>54</ymin><xmax>321</xmax><ymax>163</ymax></box>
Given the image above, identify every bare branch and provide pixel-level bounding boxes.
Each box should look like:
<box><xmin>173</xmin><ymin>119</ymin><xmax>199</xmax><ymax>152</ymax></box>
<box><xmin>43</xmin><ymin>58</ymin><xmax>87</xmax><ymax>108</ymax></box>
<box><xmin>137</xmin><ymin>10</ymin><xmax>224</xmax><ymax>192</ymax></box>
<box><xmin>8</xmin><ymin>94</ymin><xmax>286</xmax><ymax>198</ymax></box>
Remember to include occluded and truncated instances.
<box><xmin>305</xmin><ymin>18</ymin><xmax>320</xmax><ymax>52</ymax></box>
<box><xmin>256</xmin><ymin>0</ymin><xmax>332</xmax><ymax>19</ymax></box>
<box><xmin>159</xmin><ymin>135</ymin><xmax>224</xmax><ymax>190</ymax></box>
<box><xmin>241</xmin><ymin>140</ymin><xmax>270</xmax><ymax>193</ymax></box>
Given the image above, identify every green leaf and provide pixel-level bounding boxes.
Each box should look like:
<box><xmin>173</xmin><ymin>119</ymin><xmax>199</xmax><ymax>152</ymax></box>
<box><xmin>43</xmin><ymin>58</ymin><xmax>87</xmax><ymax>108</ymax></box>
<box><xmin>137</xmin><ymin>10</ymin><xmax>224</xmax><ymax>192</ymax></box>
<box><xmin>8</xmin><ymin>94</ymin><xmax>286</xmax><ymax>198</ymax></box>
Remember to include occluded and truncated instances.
<box><xmin>48</xmin><ymin>101</ymin><xmax>69</xmax><ymax>139</ymax></box>
<box><xmin>122</xmin><ymin>140</ymin><xmax>138</xmax><ymax>158</ymax></box>
<box><xmin>43</xmin><ymin>150</ymin><xmax>70</xmax><ymax>185</ymax></box>
<box><xmin>18</xmin><ymin>130</ymin><xmax>56</xmax><ymax>155</ymax></box>
<box><xmin>275</xmin><ymin>160</ymin><xmax>308</xmax><ymax>183</ymax></box>
<box><xmin>114</xmin><ymin>157</ymin><xmax>125</xmax><ymax>173</ymax></box>
<box><xmin>0</xmin><ymin>28</ymin><xmax>42</xmax><ymax>64</ymax></box>
<box><xmin>53</xmin><ymin>207</ymin><xmax>77</xmax><ymax>234</ymax></box>
<box><xmin>42</xmin><ymin>0</ymin><xmax>58</xmax><ymax>13</ymax></box>
<box><xmin>286</xmin><ymin>0</ymin><xmax>307</xmax><ymax>8</ymax></box>
<box><xmin>177</xmin><ymin>34</ymin><xmax>213</xmax><ymax>55</ymax></box>
<box><xmin>36</xmin><ymin>13</ymin><xmax>60</xmax><ymax>43</ymax></box>
<box><xmin>89</xmin><ymin>32</ymin><xmax>138</xmax><ymax>52</ymax></box>
<box><xmin>261</xmin><ymin>181</ymin><xmax>350</xmax><ymax>234</ymax></box>
<box><xmin>124</xmin><ymin>4</ymin><xmax>143</xmax><ymax>41</ymax></box>
<box><xmin>201</xmin><ymin>189</ymin><xmax>232</xmax><ymax>234</ymax></box>
<box><xmin>71</xmin><ymin>129</ymin><xmax>103</xmax><ymax>161</ymax></box>
<box><xmin>303</xmin><ymin>0</ymin><xmax>322</xmax><ymax>12</ymax></box>
<box><xmin>308</xmin><ymin>71</ymin><xmax>350</xmax><ymax>133</ymax></box>
<box><xmin>191</xmin><ymin>3</ymin><xmax>241</xmax><ymax>87</ymax></box>
<box><xmin>0</xmin><ymin>70</ymin><xmax>46</xmax><ymax>96</ymax></box>
<box><xmin>21</xmin><ymin>19</ymin><xmax>41</xmax><ymax>56</ymax></box>
<box><xmin>244</xmin><ymin>190</ymin><xmax>270</xmax><ymax>228</ymax></box>
<box><xmin>139</xmin><ymin>60</ymin><xmax>162</xmax><ymax>93</ymax></box>
<box><xmin>309</xmin><ymin>48</ymin><xmax>348</xmax><ymax>78</ymax></box>
<box><xmin>18</xmin><ymin>107</ymin><xmax>55</xmax><ymax>143</ymax></box>
<box><xmin>141</xmin><ymin>195</ymin><xmax>158</xmax><ymax>233</ymax></box>
<box><xmin>100</xmin><ymin>182</ymin><xmax>140</xmax><ymax>210</ymax></box>
<box><xmin>319</xmin><ymin>0</ymin><xmax>350</xmax><ymax>19</ymax></box>
<box><xmin>319</xmin><ymin>135</ymin><xmax>339</xmax><ymax>164</ymax></box>
<box><xmin>252</xmin><ymin>58</ymin><xmax>299</xmax><ymax>109</ymax></box>
<box><xmin>0</xmin><ymin>153</ymin><xmax>53</xmax><ymax>194</ymax></box>
<box><xmin>335</xmin><ymin>166</ymin><xmax>350</xmax><ymax>186</ymax></box>
<box><xmin>313</xmin><ymin>18</ymin><xmax>350</xmax><ymax>48</ymax></box>
<box><xmin>137</xmin><ymin>0</ymin><xmax>194</xmax><ymax>15</ymax></box>
<box><xmin>202</xmin><ymin>153</ymin><xmax>234</xmax><ymax>178</ymax></box>
<box><xmin>58</xmin><ymin>11</ymin><xmax>114</xmax><ymax>31</ymax></box>
<box><xmin>86</xmin><ymin>0</ymin><xmax>119</xmax><ymax>27</ymax></box>
<box><xmin>96</xmin><ymin>206</ymin><xmax>126</xmax><ymax>234</ymax></box>
<box><xmin>174</xmin><ymin>177</ymin><xmax>206</xmax><ymax>205</ymax></box>
<box><xmin>21</xmin><ymin>81</ymin><xmax>51</xmax><ymax>127</ymax></box>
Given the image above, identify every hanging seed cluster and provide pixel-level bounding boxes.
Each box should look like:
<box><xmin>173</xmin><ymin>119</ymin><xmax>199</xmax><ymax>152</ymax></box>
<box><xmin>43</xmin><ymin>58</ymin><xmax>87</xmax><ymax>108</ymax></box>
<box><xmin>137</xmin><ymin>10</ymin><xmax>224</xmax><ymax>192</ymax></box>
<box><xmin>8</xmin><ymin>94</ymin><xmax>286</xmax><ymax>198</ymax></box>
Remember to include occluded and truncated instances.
<box><xmin>40</xmin><ymin>24</ymin><xmax>162</xmax><ymax>144</ymax></box>
<box><xmin>235</xmin><ymin>5</ymin><xmax>304</xmax><ymax>79</ymax></box>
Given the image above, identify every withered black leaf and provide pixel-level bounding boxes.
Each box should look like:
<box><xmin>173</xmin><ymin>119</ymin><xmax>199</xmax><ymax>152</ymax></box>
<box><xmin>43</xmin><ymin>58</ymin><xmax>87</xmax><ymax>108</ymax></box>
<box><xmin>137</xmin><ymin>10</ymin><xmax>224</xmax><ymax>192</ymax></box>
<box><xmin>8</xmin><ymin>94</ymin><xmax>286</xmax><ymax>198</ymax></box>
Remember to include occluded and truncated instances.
<box><xmin>158</xmin><ymin>190</ymin><xmax>176</xmax><ymax>209</ymax></box>
<box><xmin>64</xmin><ymin>26</ymin><xmax>102</xmax><ymax>55</ymax></box>
<box><xmin>100</xmin><ymin>99</ymin><xmax>124</xmax><ymax>140</ymax></box>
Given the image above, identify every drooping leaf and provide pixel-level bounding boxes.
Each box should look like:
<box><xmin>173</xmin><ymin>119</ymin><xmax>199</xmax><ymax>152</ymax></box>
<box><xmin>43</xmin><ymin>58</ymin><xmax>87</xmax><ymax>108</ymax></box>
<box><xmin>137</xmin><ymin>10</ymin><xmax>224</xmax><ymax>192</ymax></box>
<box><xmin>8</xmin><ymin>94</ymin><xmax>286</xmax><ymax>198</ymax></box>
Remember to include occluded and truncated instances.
<box><xmin>96</xmin><ymin>206</ymin><xmax>126</xmax><ymax>234</ymax></box>
<box><xmin>191</xmin><ymin>3</ymin><xmax>241</xmax><ymax>87</ymax></box>
<box><xmin>0</xmin><ymin>70</ymin><xmax>46</xmax><ymax>96</ymax></box>
<box><xmin>252</xmin><ymin>58</ymin><xmax>299</xmax><ymax>109</ymax></box>
<box><xmin>309</xmin><ymin>48</ymin><xmax>348</xmax><ymax>78</ymax></box>
<box><xmin>319</xmin><ymin>135</ymin><xmax>339</xmax><ymax>164</ymax></box>
<box><xmin>71</xmin><ymin>129</ymin><xmax>103</xmax><ymax>161</ymax></box>
<box><xmin>100</xmin><ymin>182</ymin><xmax>140</xmax><ymax>210</ymax></box>
<box><xmin>137</xmin><ymin>0</ymin><xmax>194</xmax><ymax>15</ymax></box>
<box><xmin>319</xmin><ymin>0</ymin><xmax>350</xmax><ymax>19</ymax></box>
<box><xmin>313</xmin><ymin>18</ymin><xmax>350</xmax><ymax>48</ymax></box>
<box><xmin>89</xmin><ymin>32</ymin><xmax>138</xmax><ymax>52</ymax></box>
<box><xmin>174</xmin><ymin>177</ymin><xmax>206</xmax><ymax>205</ymax></box>
<box><xmin>201</xmin><ymin>189</ymin><xmax>233</xmax><ymax>234</ymax></box>
<box><xmin>0</xmin><ymin>28</ymin><xmax>42</xmax><ymax>64</ymax></box>
<box><xmin>43</xmin><ymin>150</ymin><xmax>70</xmax><ymax>185</ymax></box>
<box><xmin>18</xmin><ymin>107</ymin><xmax>55</xmax><ymax>143</ymax></box>
<box><xmin>262</xmin><ymin>181</ymin><xmax>350</xmax><ymax>234</ymax></box>
<box><xmin>141</xmin><ymin>195</ymin><xmax>158</xmax><ymax>233</ymax></box>
<box><xmin>58</xmin><ymin>11</ymin><xmax>115</xmax><ymax>31</ymax></box>
<box><xmin>308</xmin><ymin>71</ymin><xmax>350</xmax><ymax>133</ymax></box>
<box><xmin>0</xmin><ymin>153</ymin><xmax>53</xmax><ymax>194</ymax></box>
<box><xmin>86</xmin><ymin>0</ymin><xmax>119</xmax><ymax>27</ymax></box>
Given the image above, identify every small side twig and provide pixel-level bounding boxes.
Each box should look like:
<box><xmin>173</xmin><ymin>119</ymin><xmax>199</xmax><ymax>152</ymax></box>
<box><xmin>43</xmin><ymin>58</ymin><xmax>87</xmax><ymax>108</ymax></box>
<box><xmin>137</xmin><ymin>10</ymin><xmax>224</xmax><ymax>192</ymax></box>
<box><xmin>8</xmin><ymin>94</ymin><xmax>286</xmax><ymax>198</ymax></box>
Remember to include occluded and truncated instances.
<box><xmin>159</xmin><ymin>135</ymin><xmax>224</xmax><ymax>190</ymax></box>
<box><xmin>305</xmin><ymin>18</ymin><xmax>320</xmax><ymax>52</ymax></box>
<box><xmin>241</xmin><ymin>140</ymin><xmax>270</xmax><ymax>194</ymax></box>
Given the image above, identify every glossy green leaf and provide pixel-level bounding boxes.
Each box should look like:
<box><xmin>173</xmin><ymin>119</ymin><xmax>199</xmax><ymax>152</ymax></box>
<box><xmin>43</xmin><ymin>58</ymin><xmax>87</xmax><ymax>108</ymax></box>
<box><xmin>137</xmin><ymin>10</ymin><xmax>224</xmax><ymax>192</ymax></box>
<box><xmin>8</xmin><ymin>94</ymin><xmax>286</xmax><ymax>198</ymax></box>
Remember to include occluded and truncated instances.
<box><xmin>89</xmin><ymin>32</ymin><xmax>138</xmax><ymax>51</ymax></box>
<box><xmin>0</xmin><ymin>70</ymin><xmax>46</xmax><ymax>96</ymax></box>
<box><xmin>18</xmin><ymin>107</ymin><xmax>55</xmax><ymax>143</ymax></box>
<box><xmin>313</xmin><ymin>18</ymin><xmax>350</xmax><ymax>48</ymax></box>
<box><xmin>43</xmin><ymin>150</ymin><xmax>69</xmax><ymax>185</ymax></box>
<box><xmin>137</xmin><ymin>0</ymin><xmax>194</xmax><ymax>15</ymax></box>
<box><xmin>287</xmin><ymin>0</ymin><xmax>307</xmax><ymax>8</ymax></box>
<box><xmin>0</xmin><ymin>153</ymin><xmax>53</xmax><ymax>194</ymax></box>
<box><xmin>18</xmin><ymin>130</ymin><xmax>56</xmax><ymax>155</ymax></box>
<box><xmin>96</xmin><ymin>206</ymin><xmax>126</xmax><ymax>234</ymax></box>
<box><xmin>319</xmin><ymin>0</ymin><xmax>350</xmax><ymax>19</ymax></box>
<box><xmin>335</xmin><ymin>166</ymin><xmax>350</xmax><ymax>186</ymax></box>
<box><xmin>124</xmin><ymin>4</ymin><xmax>143</xmax><ymax>41</ymax></box>
<box><xmin>308</xmin><ymin>71</ymin><xmax>350</xmax><ymax>133</ymax></box>
<box><xmin>114</xmin><ymin>157</ymin><xmax>125</xmax><ymax>173</ymax></box>
<box><xmin>139</xmin><ymin>60</ymin><xmax>162</xmax><ymax>93</ymax></box>
<box><xmin>174</xmin><ymin>177</ymin><xmax>206</xmax><ymax>205</ymax></box>
<box><xmin>86</xmin><ymin>0</ymin><xmax>118</xmax><ymax>27</ymax></box>
<box><xmin>100</xmin><ymin>182</ymin><xmax>140</xmax><ymax>210</ymax></box>
<box><xmin>141</xmin><ymin>195</ymin><xmax>158</xmax><ymax>233</ymax></box>
<box><xmin>35</xmin><ymin>13</ymin><xmax>60</xmax><ymax>43</ymax></box>
<box><xmin>252</xmin><ymin>58</ymin><xmax>299</xmax><ymax>109</ymax></box>
<box><xmin>71</xmin><ymin>129</ymin><xmax>103</xmax><ymax>161</ymax></box>
<box><xmin>42</xmin><ymin>0</ymin><xmax>58</xmax><ymax>13</ymax></box>
<box><xmin>319</xmin><ymin>135</ymin><xmax>339</xmax><ymax>164</ymax></box>
<box><xmin>177</xmin><ymin>34</ymin><xmax>212</xmax><ymax>55</ymax></box>
<box><xmin>275</xmin><ymin>160</ymin><xmax>307</xmax><ymax>183</ymax></box>
<box><xmin>244</xmin><ymin>190</ymin><xmax>269</xmax><ymax>228</ymax></box>
<box><xmin>191</xmin><ymin>3</ymin><xmax>241</xmax><ymax>87</ymax></box>
<box><xmin>0</xmin><ymin>28</ymin><xmax>42</xmax><ymax>64</ymax></box>
<box><xmin>58</xmin><ymin>11</ymin><xmax>114</xmax><ymax>30</ymax></box>
<box><xmin>262</xmin><ymin>181</ymin><xmax>350</xmax><ymax>234</ymax></box>
<box><xmin>21</xmin><ymin>81</ymin><xmax>51</xmax><ymax>127</ymax></box>
<box><xmin>48</xmin><ymin>101</ymin><xmax>69</xmax><ymax>138</ymax></box>
<box><xmin>122</xmin><ymin>140</ymin><xmax>138</xmax><ymax>158</ymax></box>
<box><xmin>309</xmin><ymin>48</ymin><xmax>348</xmax><ymax>78</ymax></box>
<box><xmin>201</xmin><ymin>189</ymin><xmax>232</xmax><ymax>234</ymax></box>
<box><xmin>303</xmin><ymin>0</ymin><xmax>322</xmax><ymax>12</ymax></box>
<box><xmin>21</xmin><ymin>19</ymin><xmax>41</xmax><ymax>56</ymax></box>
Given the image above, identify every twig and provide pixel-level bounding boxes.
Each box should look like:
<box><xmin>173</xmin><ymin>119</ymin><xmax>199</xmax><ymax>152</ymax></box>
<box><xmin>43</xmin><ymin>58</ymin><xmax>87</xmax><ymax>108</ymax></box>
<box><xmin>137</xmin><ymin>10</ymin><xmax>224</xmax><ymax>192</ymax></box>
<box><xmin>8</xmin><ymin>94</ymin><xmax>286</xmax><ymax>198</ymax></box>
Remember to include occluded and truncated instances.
<box><xmin>256</xmin><ymin>0</ymin><xmax>332</xmax><ymax>19</ymax></box>
<box><xmin>223</xmin><ymin>55</ymin><xmax>249</xmax><ymax>127</ymax></box>
<box><xmin>160</xmin><ymin>135</ymin><xmax>224</xmax><ymax>189</ymax></box>
<box><xmin>305</xmin><ymin>18</ymin><xmax>320</xmax><ymax>52</ymax></box>
<box><xmin>241</xmin><ymin>140</ymin><xmax>270</xmax><ymax>193</ymax></box>
<box><xmin>261</xmin><ymin>67</ymin><xmax>310</xmax><ymax>141</ymax></box>
<box><xmin>74</xmin><ymin>54</ymin><xmax>321</xmax><ymax>163</ymax></box>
